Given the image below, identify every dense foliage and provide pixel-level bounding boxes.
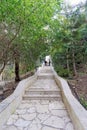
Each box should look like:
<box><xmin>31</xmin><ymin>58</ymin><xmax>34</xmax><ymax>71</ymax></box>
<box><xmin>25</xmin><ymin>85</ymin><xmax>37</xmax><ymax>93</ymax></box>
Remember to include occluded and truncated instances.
<box><xmin>50</xmin><ymin>3</ymin><xmax>87</xmax><ymax>77</ymax></box>
<box><xmin>0</xmin><ymin>0</ymin><xmax>61</xmax><ymax>81</ymax></box>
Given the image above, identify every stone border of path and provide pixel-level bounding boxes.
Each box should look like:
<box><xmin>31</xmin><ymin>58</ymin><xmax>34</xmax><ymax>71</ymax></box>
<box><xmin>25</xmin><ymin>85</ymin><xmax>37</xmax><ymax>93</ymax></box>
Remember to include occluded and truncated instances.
<box><xmin>0</xmin><ymin>73</ymin><xmax>37</xmax><ymax>129</ymax></box>
<box><xmin>53</xmin><ymin>68</ymin><xmax>87</xmax><ymax>130</ymax></box>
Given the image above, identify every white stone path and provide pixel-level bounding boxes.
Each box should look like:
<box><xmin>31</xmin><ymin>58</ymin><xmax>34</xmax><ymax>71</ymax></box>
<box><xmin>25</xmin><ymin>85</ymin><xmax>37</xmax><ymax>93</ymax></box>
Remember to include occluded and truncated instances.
<box><xmin>2</xmin><ymin>66</ymin><xmax>75</xmax><ymax>130</ymax></box>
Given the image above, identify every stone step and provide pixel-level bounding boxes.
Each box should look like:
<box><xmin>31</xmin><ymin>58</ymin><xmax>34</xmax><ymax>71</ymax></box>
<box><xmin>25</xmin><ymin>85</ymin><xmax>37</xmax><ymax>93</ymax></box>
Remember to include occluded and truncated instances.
<box><xmin>23</xmin><ymin>95</ymin><xmax>61</xmax><ymax>100</ymax></box>
<box><xmin>37</xmin><ymin>74</ymin><xmax>54</xmax><ymax>79</ymax></box>
<box><xmin>40</xmin><ymin>71</ymin><xmax>53</xmax><ymax>74</ymax></box>
<box><xmin>40</xmin><ymin>70</ymin><xmax>53</xmax><ymax>73</ymax></box>
<box><xmin>25</xmin><ymin>90</ymin><xmax>60</xmax><ymax>95</ymax></box>
<box><xmin>26</xmin><ymin>88</ymin><xmax>45</xmax><ymax>91</ymax></box>
<box><xmin>26</xmin><ymin>87</ymin><xmax>60</xmax><ymax>92</ymax></box>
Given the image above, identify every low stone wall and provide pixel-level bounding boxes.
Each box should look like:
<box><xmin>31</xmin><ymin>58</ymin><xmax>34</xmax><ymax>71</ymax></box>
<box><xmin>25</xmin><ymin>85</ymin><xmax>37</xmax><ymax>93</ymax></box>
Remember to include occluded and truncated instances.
<box><xmin>0</xmin><ymin>73</ymin><xmax>37</xmax><ymax>129</ymax></box>
<box><xmin>53</xmin><ymin>69</ymin><xmax>87</xmax><ymax>130</ymax></box>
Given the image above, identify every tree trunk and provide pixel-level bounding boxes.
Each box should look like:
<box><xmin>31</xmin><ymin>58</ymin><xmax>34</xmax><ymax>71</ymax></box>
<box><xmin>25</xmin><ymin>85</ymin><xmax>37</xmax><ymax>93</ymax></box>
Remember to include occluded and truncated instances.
<box><xmin>0</xmin><ymin>62</ymin><xmax>6</xmax><ymax>75</ymax></box>
<box><xmin>72</xmin><ymin>49</ymin><xmax>77</xmax><ymax>76</ymax></box>
<box><xmin>85</xmin><ymin>0</ymin><xmax>87</xmax><ymax>21</ymax></box>
<box><xmin>15</xmin><ymin>58</ymin><xmax>20</xmax><ymax>82</ymax></box>
<box><xmin>66</xmin><ymin>53</ymin><xmax>70</xmax><ymax>76</ymax></box>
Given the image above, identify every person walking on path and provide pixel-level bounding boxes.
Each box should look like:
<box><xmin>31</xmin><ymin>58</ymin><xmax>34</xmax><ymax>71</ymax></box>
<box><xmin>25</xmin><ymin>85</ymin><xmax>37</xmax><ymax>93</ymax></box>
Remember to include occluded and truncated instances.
<box><xmin>44</xmin><ymin>55</ymin><xmax>51</xmax><ymax>66</ymax></box>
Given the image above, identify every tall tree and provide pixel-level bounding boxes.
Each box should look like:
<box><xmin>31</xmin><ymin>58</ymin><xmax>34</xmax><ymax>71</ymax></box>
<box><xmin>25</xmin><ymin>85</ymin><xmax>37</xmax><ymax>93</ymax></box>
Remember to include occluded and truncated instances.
<box><xmin>0</xmin><ymin>0</ymin><xmax>61</xmax><ymax>81</ymax></box>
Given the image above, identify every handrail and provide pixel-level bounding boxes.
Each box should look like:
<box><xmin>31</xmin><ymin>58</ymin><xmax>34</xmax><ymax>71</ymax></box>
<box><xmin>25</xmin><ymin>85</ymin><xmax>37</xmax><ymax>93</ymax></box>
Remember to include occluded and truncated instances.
<box><xmin>52</xmin><ymin>68</ymin><xmax>87</xmax><ymax>130</ymax></box>
<box><xmin>0</xmin><ymin>73</ymin><xmax>37</xmax><ymax>129</ymax></box>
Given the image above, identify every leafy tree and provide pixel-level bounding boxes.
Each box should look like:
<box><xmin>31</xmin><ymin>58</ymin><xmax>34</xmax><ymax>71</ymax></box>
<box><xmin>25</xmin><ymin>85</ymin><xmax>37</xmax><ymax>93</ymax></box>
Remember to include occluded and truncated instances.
<box><xmin>48</xmin><ymin>2</ymin><xmax>87</xmax><ymax>77</ymax></box>
<box><xmin>0</xmin><ymin>0</ymin><xmax>61</xmax><ymax>81</ymax></box>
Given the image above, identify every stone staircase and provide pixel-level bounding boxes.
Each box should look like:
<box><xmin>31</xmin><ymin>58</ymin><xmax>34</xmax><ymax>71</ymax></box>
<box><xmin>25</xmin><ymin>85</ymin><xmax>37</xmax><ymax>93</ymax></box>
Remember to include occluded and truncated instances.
<box><xmin>23</xmin><ymin>66</ymin><xmax>61</xmax><ymax>101</ymax></box>
<box><xmin>2</xmin><ymin>66</ymin><xmax>75</xmax><ymax>130</ymax></box>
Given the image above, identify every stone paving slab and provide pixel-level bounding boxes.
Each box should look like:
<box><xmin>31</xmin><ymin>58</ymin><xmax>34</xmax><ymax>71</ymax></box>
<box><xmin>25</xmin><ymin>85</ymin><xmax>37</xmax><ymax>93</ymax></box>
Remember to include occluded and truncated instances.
<box><xmin>2</xmin><ymin>100</ymin><xmax>75</xmax><ymax>130</ymax></box>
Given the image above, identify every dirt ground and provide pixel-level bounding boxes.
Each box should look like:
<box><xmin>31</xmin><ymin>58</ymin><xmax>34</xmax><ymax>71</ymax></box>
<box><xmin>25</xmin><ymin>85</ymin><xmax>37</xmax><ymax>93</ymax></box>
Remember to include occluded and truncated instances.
<box><xmin>68</xmin><ymin>74</ymin><xmax>87</xmax><ymax>109</ymax></box>
<box><xmin>0</xmin><ymin>71</ymin><xmax>34</xmax><ymax>102</ymax></box>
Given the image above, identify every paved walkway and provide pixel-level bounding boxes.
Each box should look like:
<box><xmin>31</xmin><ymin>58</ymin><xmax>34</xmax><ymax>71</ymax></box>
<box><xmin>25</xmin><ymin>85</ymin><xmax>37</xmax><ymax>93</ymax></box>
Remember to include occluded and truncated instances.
<box><xmin>2</xmin><ymin>66</ymin><xmax>75</xmax><ymax>130</ymax></box>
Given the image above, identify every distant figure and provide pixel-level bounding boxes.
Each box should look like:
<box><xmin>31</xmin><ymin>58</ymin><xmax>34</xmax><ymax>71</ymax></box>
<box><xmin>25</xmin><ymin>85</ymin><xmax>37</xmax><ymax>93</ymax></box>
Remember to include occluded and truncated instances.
<box><xmin>44</xmin><ymin>60</ymin><xmax>47</xmax><ymax>66</ymax></box>
<box><xmin>49</xmin><ymin>59</ymin><xmax>51</xmax><ymax>66</ymax></box>
<box><xmin>44</xmin><ymin>55</ymin><xmax>51</xmax><ymax>66</ymax></box>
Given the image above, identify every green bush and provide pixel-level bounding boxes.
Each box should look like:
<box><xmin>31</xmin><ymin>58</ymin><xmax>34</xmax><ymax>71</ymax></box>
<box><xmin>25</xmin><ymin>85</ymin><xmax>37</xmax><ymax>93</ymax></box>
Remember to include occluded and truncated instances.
<box><xmin>55</xmin><ymin>66</ymin><xmax>69</xmax><ymax>77</ymax></box>
<box><xmin>80</xmin><ymin>97</ymin><xmax>87</xmax><ymax>109</ymax></box>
